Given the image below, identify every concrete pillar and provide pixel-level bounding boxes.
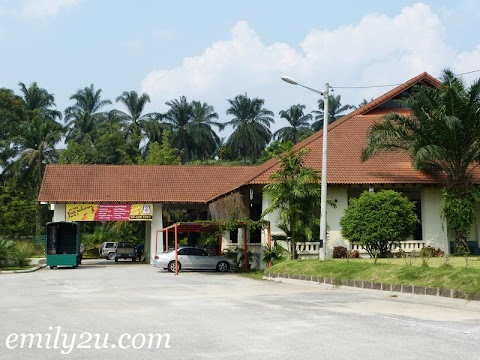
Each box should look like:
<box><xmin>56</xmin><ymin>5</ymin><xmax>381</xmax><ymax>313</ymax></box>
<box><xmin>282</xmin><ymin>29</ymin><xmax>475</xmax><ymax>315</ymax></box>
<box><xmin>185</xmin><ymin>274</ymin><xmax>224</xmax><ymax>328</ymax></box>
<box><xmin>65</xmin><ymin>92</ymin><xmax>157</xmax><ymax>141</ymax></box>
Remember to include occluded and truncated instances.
<box><xmin>52</xmin><ymin>203</ymin><xmax>66</xmax><ymax>222</ymax></box>
<box><xmin>149</xmin><ymin>204</ymin><xmax>163</xmax><ymax>263</ymax></box>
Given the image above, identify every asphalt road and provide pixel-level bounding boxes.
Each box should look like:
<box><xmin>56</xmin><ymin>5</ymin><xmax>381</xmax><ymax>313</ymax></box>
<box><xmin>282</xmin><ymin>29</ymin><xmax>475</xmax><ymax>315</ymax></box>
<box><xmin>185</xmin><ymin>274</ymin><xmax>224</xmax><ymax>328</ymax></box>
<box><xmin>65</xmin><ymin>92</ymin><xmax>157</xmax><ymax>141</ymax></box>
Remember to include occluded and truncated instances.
<box><xmin>1</xmin><ymin>259</ymin><xmax>480</xmax><ymax>360</ymax></box>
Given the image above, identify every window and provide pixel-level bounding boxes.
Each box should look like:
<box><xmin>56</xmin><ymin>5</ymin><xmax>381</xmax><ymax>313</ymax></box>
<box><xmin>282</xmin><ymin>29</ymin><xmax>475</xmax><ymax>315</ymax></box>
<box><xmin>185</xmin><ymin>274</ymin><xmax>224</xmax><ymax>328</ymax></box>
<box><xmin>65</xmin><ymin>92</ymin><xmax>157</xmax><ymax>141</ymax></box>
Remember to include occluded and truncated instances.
<box><xmin>194</xmin><ymin>248</ymin><xmax>208</xmax><ymax>256</ymax></box>
<box><xmin>230</xmin><ymin>230</ymin><xmax>238</xmax><ymax>244</ymax></box>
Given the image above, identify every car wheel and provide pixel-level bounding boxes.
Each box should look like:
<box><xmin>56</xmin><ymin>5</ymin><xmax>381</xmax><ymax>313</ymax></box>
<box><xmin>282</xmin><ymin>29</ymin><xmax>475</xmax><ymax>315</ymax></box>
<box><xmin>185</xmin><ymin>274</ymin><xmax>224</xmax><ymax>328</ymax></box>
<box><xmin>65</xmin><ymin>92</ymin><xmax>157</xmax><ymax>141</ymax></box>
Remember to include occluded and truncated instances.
<box><xmin>216</xmin><ymin>261</ymin><xmax>229</xmax><ymax>272</ymax></box>
<box><xmin>107</xmin><ymin>252</ymin><xmax>115</xmax><ymax>260</ymax></box>
<box><xmin>49</xmin><ymin>266</ymin><xmax>55</xmax><ymax>269</ymax></box>
<box><xmin>167</xmin><ymin>260</ymin><xmax>180</xmax><ymax>273</ymax></box>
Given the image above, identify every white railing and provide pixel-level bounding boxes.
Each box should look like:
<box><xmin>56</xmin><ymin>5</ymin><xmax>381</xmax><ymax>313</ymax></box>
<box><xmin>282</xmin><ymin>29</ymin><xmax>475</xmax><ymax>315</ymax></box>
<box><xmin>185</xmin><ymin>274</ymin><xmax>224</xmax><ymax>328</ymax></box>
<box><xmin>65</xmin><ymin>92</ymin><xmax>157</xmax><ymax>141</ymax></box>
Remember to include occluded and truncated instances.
<box><xmin>296</xmin><ymin>242</ymin><xmax>321</xmax><ymax>259</ymax></box>
<box><xmin>351</xmin><ymin>241</ymin><xmax>425</xmax><ymax>254</ymax></box>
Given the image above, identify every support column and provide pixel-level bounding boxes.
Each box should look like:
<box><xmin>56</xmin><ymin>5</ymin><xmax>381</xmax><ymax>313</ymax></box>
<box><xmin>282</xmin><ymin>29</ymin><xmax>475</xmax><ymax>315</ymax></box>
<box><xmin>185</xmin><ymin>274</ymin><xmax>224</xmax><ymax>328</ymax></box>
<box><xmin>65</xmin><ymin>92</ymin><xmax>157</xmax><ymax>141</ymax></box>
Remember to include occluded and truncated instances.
<box><xmin>52</xmin><ymin>203</ymin><xmax>66</xmax><ymax>222</ymax></box>
<box><xmin>149</xmin><ymin>204</ymin><xmax>163</xmax><ymax>263</ymax></box>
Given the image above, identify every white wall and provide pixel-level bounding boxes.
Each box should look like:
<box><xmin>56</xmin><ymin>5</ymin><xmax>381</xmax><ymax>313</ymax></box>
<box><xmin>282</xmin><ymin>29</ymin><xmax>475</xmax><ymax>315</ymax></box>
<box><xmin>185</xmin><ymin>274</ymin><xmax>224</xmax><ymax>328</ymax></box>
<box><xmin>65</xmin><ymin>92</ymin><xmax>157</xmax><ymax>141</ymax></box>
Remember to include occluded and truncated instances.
<box><xmin>421</xmin><ymin>188</ymin><xmax>449</xmax><ymax>252</ymax></box>
<box><xmin>149</xmin><ymin>204</ymin><xmax>163</xmax><ymax>263</ymax></box>
<box><xmin>51</xmin><ymin>203</ymin><xmax>66</xmax><ymax>222</ymax></box>
<box><xmin>326</xmin><ymin>187</ymin><xmax>349</xmax><ymax>257</ymax></box>
<box><xmin>261</xmin><ymin>194</ymin><xmax>282</xmax><ymax>237</ymax></box>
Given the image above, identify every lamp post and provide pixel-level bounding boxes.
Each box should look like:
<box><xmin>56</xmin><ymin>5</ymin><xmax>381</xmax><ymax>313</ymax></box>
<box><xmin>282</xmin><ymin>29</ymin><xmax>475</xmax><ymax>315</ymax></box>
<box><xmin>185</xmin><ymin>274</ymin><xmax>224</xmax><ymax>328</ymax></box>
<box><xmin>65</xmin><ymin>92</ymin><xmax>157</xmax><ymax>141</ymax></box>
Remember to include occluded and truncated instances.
<box><xmin>281</xmin><ymin>76</ymin><xmax>329</xmax><ymax>260</ymax></box>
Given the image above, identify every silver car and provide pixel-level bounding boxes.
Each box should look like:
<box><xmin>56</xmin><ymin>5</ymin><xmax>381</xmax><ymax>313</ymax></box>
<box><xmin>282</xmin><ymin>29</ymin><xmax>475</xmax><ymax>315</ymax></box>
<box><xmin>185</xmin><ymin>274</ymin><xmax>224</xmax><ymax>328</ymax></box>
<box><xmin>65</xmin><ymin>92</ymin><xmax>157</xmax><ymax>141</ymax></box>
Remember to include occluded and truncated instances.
<box><xmin>153</xmin><ymin>246</ymin><xmax>236</xmax><ymax>273</ymax></box>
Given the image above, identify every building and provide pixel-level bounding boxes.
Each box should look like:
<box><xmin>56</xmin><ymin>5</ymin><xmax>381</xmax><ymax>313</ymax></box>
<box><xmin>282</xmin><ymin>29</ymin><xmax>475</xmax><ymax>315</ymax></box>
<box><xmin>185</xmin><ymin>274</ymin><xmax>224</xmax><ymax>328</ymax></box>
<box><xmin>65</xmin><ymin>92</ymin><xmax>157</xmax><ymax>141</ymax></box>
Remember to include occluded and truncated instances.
<box><xmin>38</xmin><ymin>72</ymin><xmax>480</xmax><ymax>264</ymax></box>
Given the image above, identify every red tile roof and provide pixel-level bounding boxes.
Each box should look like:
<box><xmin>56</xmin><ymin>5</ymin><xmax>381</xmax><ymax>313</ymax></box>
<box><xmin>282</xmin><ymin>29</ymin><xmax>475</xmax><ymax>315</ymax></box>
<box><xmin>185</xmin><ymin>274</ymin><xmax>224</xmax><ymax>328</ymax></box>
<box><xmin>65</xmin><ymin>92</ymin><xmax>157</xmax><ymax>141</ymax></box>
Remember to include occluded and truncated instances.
<box><xmin>38</xmin><ymin>164</ymin><xmax>257</xmax><ymax>203</ymax></box>
<box><xmin>39</xmin><ymin>72</ymin><xmax>473</xmax><ymax>205</ymax></box>
<box><xmin>246</xmin><ymin>72</ymin><xmax>451</xmax><ymax>186</ymax></box>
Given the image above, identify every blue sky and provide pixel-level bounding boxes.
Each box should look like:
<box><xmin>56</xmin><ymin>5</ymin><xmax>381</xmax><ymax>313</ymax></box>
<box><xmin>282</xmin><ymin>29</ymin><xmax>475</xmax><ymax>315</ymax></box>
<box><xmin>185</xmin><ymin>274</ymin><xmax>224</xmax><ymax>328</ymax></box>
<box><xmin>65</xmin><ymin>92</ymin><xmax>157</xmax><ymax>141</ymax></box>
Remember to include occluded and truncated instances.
<box><xmin>1</xmin><ymin>0</ymin><xmax>480</xmax><ymax>137</ymax></box>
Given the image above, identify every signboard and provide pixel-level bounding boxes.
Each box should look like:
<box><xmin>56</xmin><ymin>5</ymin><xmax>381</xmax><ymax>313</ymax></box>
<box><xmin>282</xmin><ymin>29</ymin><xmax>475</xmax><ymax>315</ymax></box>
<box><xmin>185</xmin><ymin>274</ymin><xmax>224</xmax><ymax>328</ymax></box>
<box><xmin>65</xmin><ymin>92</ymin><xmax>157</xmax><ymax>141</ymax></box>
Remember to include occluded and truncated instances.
<box><xmin>66</xmin><ymin>204</ymin><xmax>153</xmax><ymax>221</ymax></box>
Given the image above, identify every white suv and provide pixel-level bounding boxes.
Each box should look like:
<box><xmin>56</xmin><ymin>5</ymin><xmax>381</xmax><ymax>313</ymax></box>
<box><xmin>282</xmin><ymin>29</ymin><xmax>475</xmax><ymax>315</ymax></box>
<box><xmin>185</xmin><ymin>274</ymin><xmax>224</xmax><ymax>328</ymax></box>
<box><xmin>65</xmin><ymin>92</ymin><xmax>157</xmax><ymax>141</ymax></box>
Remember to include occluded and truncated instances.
<box><xmin>99</xmin><ymin>242</ymin><xmax>117</xmax><ymax>260</ymax></box>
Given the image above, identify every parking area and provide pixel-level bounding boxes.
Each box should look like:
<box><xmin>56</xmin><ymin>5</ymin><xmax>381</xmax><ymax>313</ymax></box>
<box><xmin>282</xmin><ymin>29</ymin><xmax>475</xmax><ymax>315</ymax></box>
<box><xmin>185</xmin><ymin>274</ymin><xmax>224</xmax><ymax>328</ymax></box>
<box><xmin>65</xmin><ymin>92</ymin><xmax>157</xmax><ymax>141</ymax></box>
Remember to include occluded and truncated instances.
<box><xmin>1</xmin><ymin>261</ymin><xmax>480</xmax><ymax>359</ymax></box>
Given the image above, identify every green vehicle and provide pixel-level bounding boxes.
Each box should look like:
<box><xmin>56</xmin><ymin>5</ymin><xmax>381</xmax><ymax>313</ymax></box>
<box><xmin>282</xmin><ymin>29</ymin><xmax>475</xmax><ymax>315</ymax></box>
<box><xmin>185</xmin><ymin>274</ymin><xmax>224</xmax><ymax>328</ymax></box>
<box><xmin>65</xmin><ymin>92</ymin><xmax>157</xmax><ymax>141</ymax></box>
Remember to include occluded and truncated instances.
<box><xmin>46</xmin><ymin>222</ymin><xmax>81</xmax><ymax>269</ymax></box>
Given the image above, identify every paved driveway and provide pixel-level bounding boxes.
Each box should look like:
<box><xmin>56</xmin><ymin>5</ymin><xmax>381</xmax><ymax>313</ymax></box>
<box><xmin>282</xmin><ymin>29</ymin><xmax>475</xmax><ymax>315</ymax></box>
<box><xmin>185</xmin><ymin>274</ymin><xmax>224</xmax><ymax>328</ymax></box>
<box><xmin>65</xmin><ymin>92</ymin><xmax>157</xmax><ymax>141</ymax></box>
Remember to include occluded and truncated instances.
<box><xmin>1</xmin><ymin>260</ymin><xmax>480</xmax><ymax>360</ymax></box>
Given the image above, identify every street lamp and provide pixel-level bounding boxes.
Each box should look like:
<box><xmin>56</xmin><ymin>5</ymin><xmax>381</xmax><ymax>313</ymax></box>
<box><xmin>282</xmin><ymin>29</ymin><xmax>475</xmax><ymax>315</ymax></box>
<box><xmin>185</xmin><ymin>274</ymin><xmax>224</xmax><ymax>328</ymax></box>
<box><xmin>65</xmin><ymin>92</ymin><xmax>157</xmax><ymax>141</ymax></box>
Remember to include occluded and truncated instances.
<box><xmin>281</xmin><ymin>76</ymin><xmax>329</xmax><ymax>260</ymax></box>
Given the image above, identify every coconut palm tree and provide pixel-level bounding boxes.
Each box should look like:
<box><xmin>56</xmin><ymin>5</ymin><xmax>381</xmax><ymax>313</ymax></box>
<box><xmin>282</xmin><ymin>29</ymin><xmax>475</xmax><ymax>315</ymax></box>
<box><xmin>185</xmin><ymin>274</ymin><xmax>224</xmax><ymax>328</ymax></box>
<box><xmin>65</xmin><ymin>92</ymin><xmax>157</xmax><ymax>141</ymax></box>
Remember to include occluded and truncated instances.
<box><xmin>225</xmin><ymin>94</ymin><xmax>274</xmax><ymax>163</ymax></box>
<box><xmin>361</xmin><ymin>69</ymin><xmax>480</xmax><ymax>253</ymax></box>
<box><xmin>312</xmin><ymin>94</ymin><xmax>355</xmax><ymax>131</ymax></box>
<box><xmin>274</xmin><ymin>104</ymin><xmax>313</xmax><ymax>144</ymax></box>
<box><xmin>64</xmin><ymin>84</ymin><xmax>112</xmax><ymax>143</ymax></box>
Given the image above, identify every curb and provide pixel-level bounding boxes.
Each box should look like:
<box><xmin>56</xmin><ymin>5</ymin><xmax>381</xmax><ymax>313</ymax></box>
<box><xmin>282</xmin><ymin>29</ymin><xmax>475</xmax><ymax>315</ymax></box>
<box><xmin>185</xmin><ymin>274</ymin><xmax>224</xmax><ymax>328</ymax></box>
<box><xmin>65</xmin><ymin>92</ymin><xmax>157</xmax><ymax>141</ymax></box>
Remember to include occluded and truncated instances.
<box><xmin>264</xmin><ymin>272</ymin><xmax>480</xmax><ymax>301</ymax></box>
<box><xmin>0</xmin><ymin>264</ymin><xmax>47</xmax><ymax>274</ymax></box>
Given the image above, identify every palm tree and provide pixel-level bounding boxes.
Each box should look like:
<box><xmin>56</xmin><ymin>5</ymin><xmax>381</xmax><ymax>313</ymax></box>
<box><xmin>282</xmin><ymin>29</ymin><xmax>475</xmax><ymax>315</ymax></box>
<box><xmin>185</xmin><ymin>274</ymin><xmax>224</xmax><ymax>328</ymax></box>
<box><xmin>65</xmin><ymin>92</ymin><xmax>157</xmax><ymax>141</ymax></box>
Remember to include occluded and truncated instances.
<box><xmin>312</xmin><ymin>94</ymin><xmax>355</xmax><ymax>131</ymax></box>
<box><xmin>115</xmin><ymin>90</ymin><xmax>156</xmax><ymax>139</ymax></box>
<box><xmin>361</xmin><ymin>69</ymin><xmax>480</xmax><ymax>252</ymax></box>
<box><xmin>190</xmin><ymin>100</ymin><xmax>223</xmax><ymax>160</ymax></box>
<box><xmin>262</xmin><ymin>149</ymin><xmax>321</xmax><ymax>259</ymax></box>
<box><xmin>140</xmin><ymin>116</ymin><xmax>167</xmax><ymax>157</ymax></box>
<box><xmin>275</xmin><ymin>104</ymin><xmax>313</xmax><ymax>144</ymax></box>
<box><xmin>0</xmin><ymin>88</ymin><xmax>24</xmax><ymax>167</ymax></box>
<box><xmin>11</xmin><ymin>112</ymin><xmax>63</xmax><ymax>189</ymax></box>
<box><xmin>64</xmin><ymin>84</ymin><xmax>112</xmax><ymax>143</ymax></box>
<box><xmin>225</xmin><ymin>94</ymin><xmax>274</xmax><ymax>163</ymax></box>
<box><xmin>18</xmin><ymin>82</ymin><xmax>62</xmax><ymax>121</ymax></box>
<box><xmin>162</xmin><ymin>96</ymin><xmax>222</xmax><ymax>163</ymax></box>
<box><xmin>162</xmin><ymin>96</ymin><xmax>194</xmax><ymax>163</ymax></box>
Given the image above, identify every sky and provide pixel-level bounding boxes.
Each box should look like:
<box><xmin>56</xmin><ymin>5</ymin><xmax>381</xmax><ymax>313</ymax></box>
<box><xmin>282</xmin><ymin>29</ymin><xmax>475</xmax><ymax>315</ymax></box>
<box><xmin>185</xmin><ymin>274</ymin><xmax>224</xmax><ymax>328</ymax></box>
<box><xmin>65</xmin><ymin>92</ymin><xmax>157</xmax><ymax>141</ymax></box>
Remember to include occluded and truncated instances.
<box><xmin>1</xmin><ymin>0</ymin><xmax>480</xmax><ymax>138</ymax></box>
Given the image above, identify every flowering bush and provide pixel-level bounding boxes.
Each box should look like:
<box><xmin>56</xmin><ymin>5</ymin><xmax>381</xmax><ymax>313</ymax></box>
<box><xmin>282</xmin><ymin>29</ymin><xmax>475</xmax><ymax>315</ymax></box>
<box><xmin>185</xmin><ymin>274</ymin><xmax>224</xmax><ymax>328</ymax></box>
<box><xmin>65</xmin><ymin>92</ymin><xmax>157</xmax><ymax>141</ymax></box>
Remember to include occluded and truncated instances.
<box><xmin>349</xmin><ymin>250</ymin><xmax>360</xmax><ymax>258</ymax></box>
<box><xmin>333</xmin><ymin>246</ymin><xmax>348</xmax><ymax>258</ymax></box>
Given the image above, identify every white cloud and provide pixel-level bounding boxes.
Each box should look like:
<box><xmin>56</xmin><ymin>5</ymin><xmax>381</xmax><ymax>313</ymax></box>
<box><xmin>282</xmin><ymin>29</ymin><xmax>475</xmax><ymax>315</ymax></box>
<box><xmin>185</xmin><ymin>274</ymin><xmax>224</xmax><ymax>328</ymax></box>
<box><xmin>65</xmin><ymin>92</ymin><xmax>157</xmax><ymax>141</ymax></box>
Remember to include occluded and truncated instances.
<box><xmin>23</xmin><ymin>0</ymin><xmax>79</xmax><ymax>18</ymax></box>
<box><xmin>454</xmin><ymin>46</ymin><xmax>480</xmax><ymax>76</ymax></box>
<box><xmin>141</xmin><ymin>3</ymin><xmax>476</xmax><ymax>133</ymax></box>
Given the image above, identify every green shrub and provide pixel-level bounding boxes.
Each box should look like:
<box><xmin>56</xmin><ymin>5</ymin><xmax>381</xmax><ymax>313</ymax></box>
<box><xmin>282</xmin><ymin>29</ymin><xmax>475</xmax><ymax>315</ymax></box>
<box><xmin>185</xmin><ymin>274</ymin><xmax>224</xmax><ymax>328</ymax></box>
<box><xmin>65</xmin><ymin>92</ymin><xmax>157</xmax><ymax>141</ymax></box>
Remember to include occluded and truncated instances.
<box><xmin>340</xmin><ymin>190</ymin><xmax>418</xmax><ymax>258</ymax></box>
<box><xmin>0</xmin><ymin>238</ymin><xmax>16</xmax><ymax>268</ymax></box>
<box><xmin>263</xmin><ymin>242</ymin><xmax>286</xmax><ymax>265</ymax></box>
<box><xmin>11</xmin><ymin>242</ymin><xmax>35</xmax><ymax>267</ymax></box>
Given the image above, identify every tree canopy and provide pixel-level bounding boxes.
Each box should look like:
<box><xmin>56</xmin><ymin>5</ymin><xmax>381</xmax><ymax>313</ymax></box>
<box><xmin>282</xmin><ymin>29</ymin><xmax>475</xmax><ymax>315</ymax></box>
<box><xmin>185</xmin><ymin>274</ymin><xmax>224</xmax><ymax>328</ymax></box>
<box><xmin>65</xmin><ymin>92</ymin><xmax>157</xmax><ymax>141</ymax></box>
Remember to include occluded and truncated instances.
<box><xmin>340</xmin><ymin>190</ymin><xmax>417</xmax><ymax>258</ymax></box>
<box><xmin>362</xmin><ymin>69</ymin><xmax>480</xmax><ymax>252</ymax></box>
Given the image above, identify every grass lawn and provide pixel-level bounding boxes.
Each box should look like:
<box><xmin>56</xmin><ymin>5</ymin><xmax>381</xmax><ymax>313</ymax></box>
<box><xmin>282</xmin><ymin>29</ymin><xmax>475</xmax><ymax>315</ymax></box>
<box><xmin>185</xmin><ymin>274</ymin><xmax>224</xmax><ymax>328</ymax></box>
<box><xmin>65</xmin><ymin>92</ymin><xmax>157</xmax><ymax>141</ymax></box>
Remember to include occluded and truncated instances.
<box><xmin>0</xmin><ymin>266</ymin><xmax>32</xmax><ymax>271</ymax></box>
<box><xmin>263</xmin><ymin>256</ymin><xmax>480</xmax><ymax>297</ymax></box>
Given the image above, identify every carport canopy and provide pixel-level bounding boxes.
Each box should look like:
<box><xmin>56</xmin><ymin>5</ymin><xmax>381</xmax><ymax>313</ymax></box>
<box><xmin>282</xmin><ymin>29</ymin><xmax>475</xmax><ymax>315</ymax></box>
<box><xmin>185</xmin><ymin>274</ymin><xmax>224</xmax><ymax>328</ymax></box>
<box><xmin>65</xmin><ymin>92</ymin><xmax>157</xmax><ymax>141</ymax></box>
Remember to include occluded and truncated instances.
<box><xmin>156</xmin><ymin>221</ymin><xmax>271</xmax><ymax>275</ymax></box>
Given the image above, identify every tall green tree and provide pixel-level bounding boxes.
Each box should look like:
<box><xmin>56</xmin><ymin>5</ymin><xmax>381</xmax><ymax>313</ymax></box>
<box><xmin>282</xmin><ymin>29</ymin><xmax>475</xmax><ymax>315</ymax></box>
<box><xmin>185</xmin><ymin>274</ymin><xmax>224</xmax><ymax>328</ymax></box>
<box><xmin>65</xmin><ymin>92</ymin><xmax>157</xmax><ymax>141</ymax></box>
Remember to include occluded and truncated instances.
<box><xmin>162</xmin><ymin>96</ymin><xmax>221</xmax><ymax>163</ymax></box>
<box><xmin>190</xmin><ymin>100</ymin><xmax>223</xmax><ymax>160</ymax></box>
<box><xmin>361</xmin><ymin>69</ymin><xmax>480</xmax><ymax>252</ymax></box>
<box><xmin>0</xmin><ymin>88</ymin><xmax>24</xmax><ymax>167</ymax></box>
<box><xmin>225</xmin><ymin>93</ymin><xmax>274</xmax><ymax>163</ymax></box>
<box><xmin>140</xmin><ymin>116</ymin><xmax>167</xmax><ymax>158</ymax></box>
<box><xmin>262</xmin><ymin>149</ymin><xmax>321</xmax><ymax>259</ymax></box>
<box><xmin>275</xmin><ymin>104</ymin><xmax>313</xmax><ymax>144</ymax></box>
<box><xmin>142</xmin><ymin>130</ymin><xmax>181</xmax><ymax>165</ymax></box>
<box><xmin>64</xmin><ymin>84</ymin><xmax>112</xmax><ymax>143</ymax></box>
<box><xmin>18</xmin><ymin>82</ymin><xmax>62</xmax><ymax>122</ymax></box>
<box><xmin>11</xmin><ymin>112</ymin><xmax>63</xmax><ymax>189</ymax></box>
<box><xmin>312</xmin><ymin>94</ymin><xmax>355</xmax><ymax>131</ymax></box>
